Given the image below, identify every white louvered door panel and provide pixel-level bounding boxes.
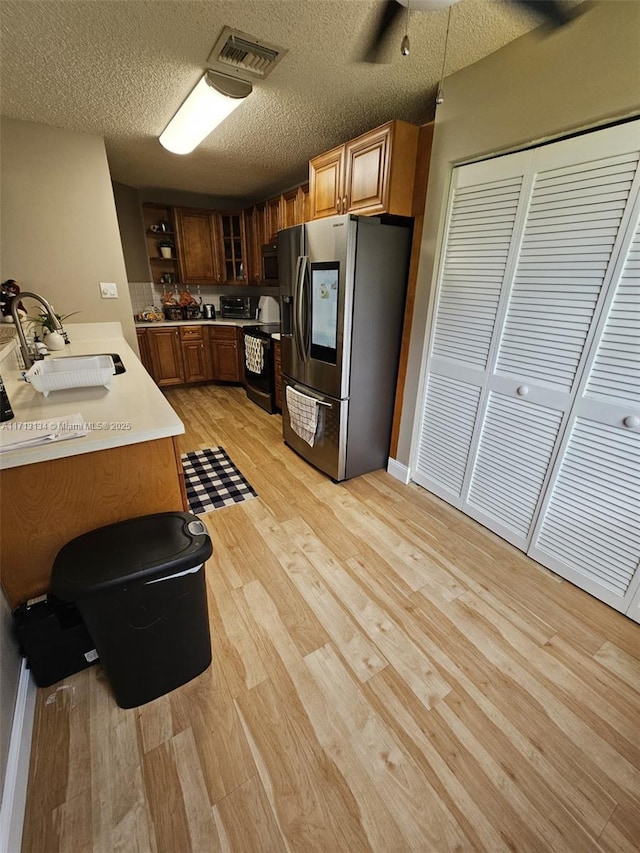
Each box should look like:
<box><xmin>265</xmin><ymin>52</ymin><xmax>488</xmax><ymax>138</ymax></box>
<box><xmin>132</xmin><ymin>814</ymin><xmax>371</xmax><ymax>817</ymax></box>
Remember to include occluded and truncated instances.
<box><xmin>413</xmin><ymin>150</ymin><xmax>533</xmax><ymax>503</ymax></box>
<box><xmin>530</xmin><ymin>187</ymin><xmax>640</xmax><ymax>614</ymax></box>
<box><xmin>461</xmin><ymin>122</ymin><xmax>640</xmax><ymax>549</ymax></box>
<box><xmin>465</xmin><ymin>392</ymin><xmax>564</xmax><ymax>546</ymax></box>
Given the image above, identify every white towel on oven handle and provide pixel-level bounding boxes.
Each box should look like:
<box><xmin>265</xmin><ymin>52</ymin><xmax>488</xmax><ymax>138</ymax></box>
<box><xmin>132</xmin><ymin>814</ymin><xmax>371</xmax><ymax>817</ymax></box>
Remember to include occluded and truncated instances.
<box><xmin>244</xmin><ymin>335</ymin><xmax>264</xmax><ymax>374</ymax></box>
<box><xmin>285</xmin><ymin>385</ymin><xmax>320</xmax><ymax>447</ymax></box>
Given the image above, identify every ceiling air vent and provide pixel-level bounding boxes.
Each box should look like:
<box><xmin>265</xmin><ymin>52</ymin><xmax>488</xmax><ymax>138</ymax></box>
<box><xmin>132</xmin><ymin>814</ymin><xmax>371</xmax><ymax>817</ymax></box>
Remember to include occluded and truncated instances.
<box><xmin>207</xmin><ymin>27</ymin><xmax>287</xmax><ymax>82</ymax></box>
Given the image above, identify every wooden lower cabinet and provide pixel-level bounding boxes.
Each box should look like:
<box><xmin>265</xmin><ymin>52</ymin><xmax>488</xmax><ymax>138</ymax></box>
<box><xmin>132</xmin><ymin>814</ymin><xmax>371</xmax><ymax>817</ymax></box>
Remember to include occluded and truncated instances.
<box><xmin>146</xmin><ymin>326</ymin><xmax>184</xmax><ymax>386</ymax></box>
<box><xmin>274</xmin><ymin>339</ymin><xmax>283</xmax><ymax>410</ymax></box>
<box><xmin>210</xmin><ymin>326</ymin><xmax>243</xmax><ymax>383</ymax></box>
<box><xmin>179</xmin><ymin>325</ymin><xmax>212</xmax><ymax>382</ymax></box>
<box><xmin>138</xmin><ymin>325</ymin><xmax>245</xmax><ymax>386</ymax></box>
<box><xmin>136</xmin><ymin>328</ymin><xmax>154</xmax><ymax>376</ymax></box>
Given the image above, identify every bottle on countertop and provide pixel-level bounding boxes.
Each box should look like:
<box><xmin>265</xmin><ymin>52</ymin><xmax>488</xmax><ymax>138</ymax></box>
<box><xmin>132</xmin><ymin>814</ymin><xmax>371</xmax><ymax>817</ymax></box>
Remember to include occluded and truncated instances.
<box><xmin>0</xmin><ymin>373</ymin><xmax>14</xmax><ymax>422</ymax></box>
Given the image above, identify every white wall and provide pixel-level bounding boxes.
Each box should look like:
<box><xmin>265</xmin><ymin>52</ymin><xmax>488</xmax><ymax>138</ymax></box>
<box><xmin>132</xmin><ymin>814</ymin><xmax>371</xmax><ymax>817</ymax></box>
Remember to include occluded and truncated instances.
<box><xmin>396</xmin><ymin>0</ymin><xmax>640</xmax><ymax>466</ymax></box>
<box><xmin>0</xmin><ymin>117</ymin><xmax>137</xmax><ymax>351</ymax></box>
<box><xmin>0</xmin><ymin>592</ymin><xmax>20</xmax><ymax>804</ymax></box>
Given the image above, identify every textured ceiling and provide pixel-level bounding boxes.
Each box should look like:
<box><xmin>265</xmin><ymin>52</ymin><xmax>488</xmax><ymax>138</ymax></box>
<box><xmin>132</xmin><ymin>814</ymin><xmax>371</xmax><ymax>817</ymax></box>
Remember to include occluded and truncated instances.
<box><xmin>0</xmin><ymin>0</ymin><xmax>571</xmax><ymax>201</ymax></box>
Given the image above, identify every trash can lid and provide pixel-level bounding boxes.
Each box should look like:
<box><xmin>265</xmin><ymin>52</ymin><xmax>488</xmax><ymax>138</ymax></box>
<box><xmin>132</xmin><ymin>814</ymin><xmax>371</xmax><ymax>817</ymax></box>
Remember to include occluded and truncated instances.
<box><xmin>51</xmin><ymin>512</ymin><xmax>213</xmax><ymax>599</ymax></box>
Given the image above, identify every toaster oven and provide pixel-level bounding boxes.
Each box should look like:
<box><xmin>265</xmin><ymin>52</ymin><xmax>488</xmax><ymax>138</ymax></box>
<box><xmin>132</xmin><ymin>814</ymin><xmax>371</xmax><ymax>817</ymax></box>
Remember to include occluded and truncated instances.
<box><xmin>219</xmin><ymin>296</ymin><xmax>258</xmax><ymax>319</ymax></box>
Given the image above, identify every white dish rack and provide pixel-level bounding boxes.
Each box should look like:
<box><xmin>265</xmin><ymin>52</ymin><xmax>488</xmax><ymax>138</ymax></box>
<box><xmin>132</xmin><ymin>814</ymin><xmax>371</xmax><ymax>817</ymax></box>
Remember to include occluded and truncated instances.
<box><xmin>25</xmin><ymin>355</ymin><xmax>115</xmax><ymax>396</ymax></box>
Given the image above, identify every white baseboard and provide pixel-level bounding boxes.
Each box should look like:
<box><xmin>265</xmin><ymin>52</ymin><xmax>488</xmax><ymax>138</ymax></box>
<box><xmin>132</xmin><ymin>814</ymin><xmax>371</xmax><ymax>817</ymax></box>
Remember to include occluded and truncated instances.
<box><xmin>0</xmin><ymin>660</ymin><xmax>36</xmax><ymax>853</ymax></box>
<box><xmin>386</xmin><ymin>458</ymin><xmax>411</xmax><ymax>484</ymax></box>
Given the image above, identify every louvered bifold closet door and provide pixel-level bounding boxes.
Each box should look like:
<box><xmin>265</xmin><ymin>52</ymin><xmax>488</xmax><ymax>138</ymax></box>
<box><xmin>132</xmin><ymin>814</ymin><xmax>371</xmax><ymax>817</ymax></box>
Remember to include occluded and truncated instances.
<box><xmin>529</xmin><ymin>187</ymin><xmax>640</xmax><ymax>617</ymax></box>
<box><xmin>461</xmin><ymin>122</ymin><xmax>640</xmax><ymax>550</ymax></box>
<box><xmin>413</xmin><ymin>150</ymin><xmax>533</xmax><ymax>504</ymax></box>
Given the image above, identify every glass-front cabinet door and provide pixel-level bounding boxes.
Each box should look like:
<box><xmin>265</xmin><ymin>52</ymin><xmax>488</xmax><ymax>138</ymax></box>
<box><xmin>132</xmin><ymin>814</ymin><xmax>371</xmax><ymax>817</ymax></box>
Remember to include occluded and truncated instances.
<box><xmin>217</xmin><ymin>212</ymin><xmax>247</xmax><ymax>284</ymax></box>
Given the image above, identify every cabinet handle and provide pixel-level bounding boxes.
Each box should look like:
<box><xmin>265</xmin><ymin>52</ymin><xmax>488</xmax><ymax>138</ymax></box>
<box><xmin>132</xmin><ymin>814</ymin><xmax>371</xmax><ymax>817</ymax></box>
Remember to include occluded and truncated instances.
<box><xmin>337</xmin><ymin>198</ymin><xmax>341</xmax><ymax>213</ymax></box>
<box><xmin>623</xmin><ymin>415</ymin><xmax>639</xmax><ymax>429</ymax></box>
<box><xmin>343</xmin><ymin>196</ymin><xmax>347</xmax><ymax>210</ymax></box>
<box><xmin>516</xmin><ymin>385</ymin><xmax>529</xmax><ymax>396</ymax></box>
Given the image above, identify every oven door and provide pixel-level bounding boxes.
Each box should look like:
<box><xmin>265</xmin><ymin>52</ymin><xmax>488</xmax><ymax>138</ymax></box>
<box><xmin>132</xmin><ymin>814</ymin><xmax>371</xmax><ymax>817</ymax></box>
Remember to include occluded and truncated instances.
<box><xmin>244</xmin><ymin>333</ymin><xmax>275</xmax><ymax>412</ymax></box>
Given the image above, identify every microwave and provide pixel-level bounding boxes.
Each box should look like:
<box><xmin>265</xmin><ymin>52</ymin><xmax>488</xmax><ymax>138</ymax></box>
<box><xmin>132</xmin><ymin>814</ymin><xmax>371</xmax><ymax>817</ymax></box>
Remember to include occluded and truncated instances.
<box><xmin>220</xmin><ymin>295</ymin><xmax>258</xmax><ymax>319</ymax></box>
<box><xmin>261</xmin><ymin>242</ymin><xmax>279</xmax><ymax>285</ymax></box>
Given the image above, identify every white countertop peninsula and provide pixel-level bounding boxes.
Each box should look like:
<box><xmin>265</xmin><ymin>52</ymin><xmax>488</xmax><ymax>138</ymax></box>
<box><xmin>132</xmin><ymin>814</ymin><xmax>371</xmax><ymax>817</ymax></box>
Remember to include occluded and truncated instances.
<box><xmin>0</xmin><ymin>322</ymin><xmax>184</xmax><ymax>470</ymax></box>
<box><xmin>0</xmin><ymin>322</ymin><xmax>188</xmax><ymax>607</ymax></box>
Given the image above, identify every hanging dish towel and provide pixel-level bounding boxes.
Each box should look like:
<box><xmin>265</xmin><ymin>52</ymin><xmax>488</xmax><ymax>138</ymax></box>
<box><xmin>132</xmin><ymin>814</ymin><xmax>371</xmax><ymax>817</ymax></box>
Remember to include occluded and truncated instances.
<box><xmin>286</xmin><ymin>386</ymin><xmax>320</xmax><ymax>447</ymax></box>
<box><xmin>244</xmin><ymin>335</ymin><xmax>264</xmax><ymax>374</ymax></box>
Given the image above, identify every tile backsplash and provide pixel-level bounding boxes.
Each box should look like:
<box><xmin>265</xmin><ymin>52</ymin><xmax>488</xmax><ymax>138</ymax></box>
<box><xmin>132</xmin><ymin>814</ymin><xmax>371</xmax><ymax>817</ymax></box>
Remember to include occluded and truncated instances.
<box><xmin>128</xmin><ymin>281</ymin><xmax>277</xmax><ymax>317</ymax></box>
<box><xmin>128</xmin><ymin>282</ymin><xmax>156</xmax><ymax>315</ymax></box>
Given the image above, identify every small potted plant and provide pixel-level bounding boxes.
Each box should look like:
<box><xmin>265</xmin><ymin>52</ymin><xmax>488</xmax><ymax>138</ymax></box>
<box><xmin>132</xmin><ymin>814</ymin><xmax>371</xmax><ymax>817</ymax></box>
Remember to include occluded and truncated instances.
<box><xmin>28</xmin><ymin>310</ymin><xmax>79</xmax><ymax>348</ymax></box>
<box><xmin>158</xmin><ymin>238</ymin><xmax>174</xmax><ymax>259</ymax></box>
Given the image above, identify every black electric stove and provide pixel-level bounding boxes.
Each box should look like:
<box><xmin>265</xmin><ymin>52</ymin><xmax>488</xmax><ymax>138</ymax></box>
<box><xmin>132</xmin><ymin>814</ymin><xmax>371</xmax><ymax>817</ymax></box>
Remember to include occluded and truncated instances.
<box><xmin>242</xmin><ymin>324</ymin><xmax>280</xmax><ymax>413</ymax></box>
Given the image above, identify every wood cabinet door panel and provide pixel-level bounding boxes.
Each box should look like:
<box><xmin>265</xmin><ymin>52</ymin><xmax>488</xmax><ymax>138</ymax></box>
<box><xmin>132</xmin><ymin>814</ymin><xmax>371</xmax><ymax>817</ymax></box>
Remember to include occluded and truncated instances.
<box><xmin>147</xmin><ymin>327</ymin><xmax>184</xmax><ymax>386</ymax></box>
<box><xmin>182</xmin><ymin>339</ymin><xmax>212</xmax><ymax>383</ymax></box>
<box><xmin>265</xmin><ymin>197</ymin><xmax>282</xmax><ymax>241</ymax></box>
<box><xmin>217</xmin><ymin>212</ymin><xmax>248</xmax><ymax>284</ymax></box>
<box><xmin>298</xmin><ymin>183</ymin><xmax>310</xmax><ymax>224</ymax></box>
<box><xmin>175</xmin><ymin>208</ymin><xmax>220</xmax><ymax>284</ymax></box>
<box><xmin>244</xmin><ymin>206</ymin><xmax>262</xmax><ymax>284</ymax></box>
<box><xmin>309</xmin><ymin>146</ymin><xmax>344</xmax><ymax>219</ymax></box>
<box><xmin>136</xmin><ymin>329</ymin><xmax>154</xmax><ymax>378</ymax></box>
<box><xmin>210</xmin><ymin>327</ymin><xmax>241</xmax><ymax>381</ymax></box>
<box><xmin>212</xmin><ymin>340</ymin><xmax>240</xmax><ymax>381</ymax></box>
<box><xmin>344</xmin><ymin>125</ymin><xmax>391</xmax><ymax>215</ymax></box>
<box><xmin>282</xmin><ymin>189</ymin><xmax>298</xmax><ymax>229</ymax></box>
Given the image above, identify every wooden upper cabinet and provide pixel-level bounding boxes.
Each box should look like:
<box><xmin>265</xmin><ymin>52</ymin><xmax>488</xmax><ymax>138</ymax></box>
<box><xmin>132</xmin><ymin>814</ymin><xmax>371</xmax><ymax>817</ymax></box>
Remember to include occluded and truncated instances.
<box><xmin>216</xmin><ymin>212</ymin><xmax>247</xmax><ymax>284</ymax></box>
<box><xmin>244</xmin><ymin>205</ymin><xmax>261</xmax><ymax>284</ymax></box>
<box><xmin>309</xmin><ymin>145</ymin><xmax>344</xmax><ymax>219</ymax></box>
<box><xmin>265</xmin><ymin>197</ymin><xmax>282</xmax><ymax>241</ymax></box>
<box><xmin>309</xmin><ymin>120</ymin><xmax>419</xmax><ymax>220</ymax></box>
<box><xmin>298</xmin><ymin>183</ymin><xmax>310</xmax><ymax>224</ymax></box>
<box><xmin>174</xmin><ymin>207</ymin><xmax>220</xmax><ymax>285</ymax></box>
<box><xmin>281</xmin><ymin>184</ymin><xmax>310</xmax><ymax>228</ymax></box>
<box><xmin>282</xmin><ymin>188</ymin><xmax>299</xmax><ymax>229</ymax></box>
<box><xmin>344</xmin><ymin>123</ymin><xmax>391</xmax><ymax>215</ymax></box>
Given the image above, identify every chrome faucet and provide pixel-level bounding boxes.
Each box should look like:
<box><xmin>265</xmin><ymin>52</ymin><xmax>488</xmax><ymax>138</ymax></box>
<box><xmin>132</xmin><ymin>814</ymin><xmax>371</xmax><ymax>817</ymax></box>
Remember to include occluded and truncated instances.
<box><xmin>10</xmin><ymin>291</ymin><xmax>64</xmax><ymax>370</ymax></box>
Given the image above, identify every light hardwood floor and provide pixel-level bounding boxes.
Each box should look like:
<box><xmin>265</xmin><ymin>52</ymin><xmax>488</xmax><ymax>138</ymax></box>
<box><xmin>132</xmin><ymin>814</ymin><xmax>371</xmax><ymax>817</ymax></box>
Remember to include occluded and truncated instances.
<box><xmin>22</xmin><ymin>383</ymin><xmax>640</xmax><ymax>852</ymax></box>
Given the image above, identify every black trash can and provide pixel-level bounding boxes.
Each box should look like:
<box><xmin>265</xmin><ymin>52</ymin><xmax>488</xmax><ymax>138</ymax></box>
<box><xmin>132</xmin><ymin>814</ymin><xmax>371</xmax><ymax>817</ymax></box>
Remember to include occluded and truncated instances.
<box><xmin>51</xmin><ymin>511</ymin><xmax>213</xmax><ymax>709</ymax></box>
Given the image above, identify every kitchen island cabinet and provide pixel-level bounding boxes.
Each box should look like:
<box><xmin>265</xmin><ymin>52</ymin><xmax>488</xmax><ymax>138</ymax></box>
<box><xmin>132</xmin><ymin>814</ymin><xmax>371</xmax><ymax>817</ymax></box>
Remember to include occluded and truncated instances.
<box><xmin>0</xmin><ymin>322</ymin><xmax>187</xmax><ymax>607</ymax></box>
<box><xmin>309</xmin><ymin>120</ymin><xmax>419</xmax><ymax>219</ymax></box>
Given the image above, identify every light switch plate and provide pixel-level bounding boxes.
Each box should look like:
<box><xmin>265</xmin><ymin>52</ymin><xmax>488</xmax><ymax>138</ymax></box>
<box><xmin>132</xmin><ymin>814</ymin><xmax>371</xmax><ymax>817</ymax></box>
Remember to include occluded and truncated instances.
<box><xmin>100</xmin><ymin>282</ymin><xmax>118</xmax><ymax>299</ymax></box>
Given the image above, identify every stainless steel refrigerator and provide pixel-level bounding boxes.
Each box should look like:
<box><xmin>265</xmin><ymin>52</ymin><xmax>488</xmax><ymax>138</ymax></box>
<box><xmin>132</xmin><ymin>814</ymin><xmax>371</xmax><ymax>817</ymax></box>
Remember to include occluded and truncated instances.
<box><xmin>279</xmin><ymin>214</ymin><xmax>412</xmax><ymax>481</ymax></box>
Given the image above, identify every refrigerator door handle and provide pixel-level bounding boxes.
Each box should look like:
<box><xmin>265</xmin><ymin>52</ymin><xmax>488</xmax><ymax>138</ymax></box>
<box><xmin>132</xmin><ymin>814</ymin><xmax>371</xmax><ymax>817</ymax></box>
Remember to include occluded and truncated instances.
<box><xmin>295</xmin><ymin>255</ymin><xmax>309</xmax><ymax>362</ymax></box>
<box><xmin>293</xmin><ymin>255</ymin><xmax>304</xmax><ymax>361</ymax></box>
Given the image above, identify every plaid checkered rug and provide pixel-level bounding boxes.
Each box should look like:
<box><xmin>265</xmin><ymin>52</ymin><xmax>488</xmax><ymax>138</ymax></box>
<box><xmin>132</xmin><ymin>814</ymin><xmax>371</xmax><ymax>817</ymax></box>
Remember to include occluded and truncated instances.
<box><xmin>181</xmin><ymin>446</ymin><xmax>257</xmax><ymax>514</ymax></box>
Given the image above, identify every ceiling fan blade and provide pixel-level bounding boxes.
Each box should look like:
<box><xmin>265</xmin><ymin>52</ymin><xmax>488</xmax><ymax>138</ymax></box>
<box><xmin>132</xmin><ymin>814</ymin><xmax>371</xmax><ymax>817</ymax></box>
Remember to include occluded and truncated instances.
<box><xmin>363</xmin><ymin>0</ymin><xmax>405</xmax><ymax>63</ymax></box>
<box><xmin>512</xmin><ymin>0</ymin><xmax>574</xmax><ymax>28</ymax></box>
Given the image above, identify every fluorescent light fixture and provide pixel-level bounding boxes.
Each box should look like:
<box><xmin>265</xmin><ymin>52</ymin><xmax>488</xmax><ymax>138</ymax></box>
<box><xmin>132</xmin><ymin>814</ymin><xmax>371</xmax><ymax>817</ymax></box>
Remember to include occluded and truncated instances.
<box><xmin>159</xmin><ymin>70</ymin><xmax>252</xmax><ymax>155</ymax></box>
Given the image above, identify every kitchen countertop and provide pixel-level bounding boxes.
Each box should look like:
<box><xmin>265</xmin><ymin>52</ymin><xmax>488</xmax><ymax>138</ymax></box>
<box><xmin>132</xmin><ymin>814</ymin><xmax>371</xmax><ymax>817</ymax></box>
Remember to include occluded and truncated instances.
<box><xmin>135</xmin><ymin>318</ymin><xmax>269</xmax><ymax>328</ymax></box>
<box><xmin>0</xmin><ymin>321</ymin><xmax>184</xmax><ymax>470</ymax></box>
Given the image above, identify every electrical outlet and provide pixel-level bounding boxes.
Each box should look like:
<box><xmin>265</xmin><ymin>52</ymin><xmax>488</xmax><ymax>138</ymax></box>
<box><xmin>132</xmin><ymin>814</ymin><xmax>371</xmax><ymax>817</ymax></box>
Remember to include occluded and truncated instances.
<box><xmin>100</xmin><ymin>282</ymin><xmax>118</xmax><ymax>299</ymax></box>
